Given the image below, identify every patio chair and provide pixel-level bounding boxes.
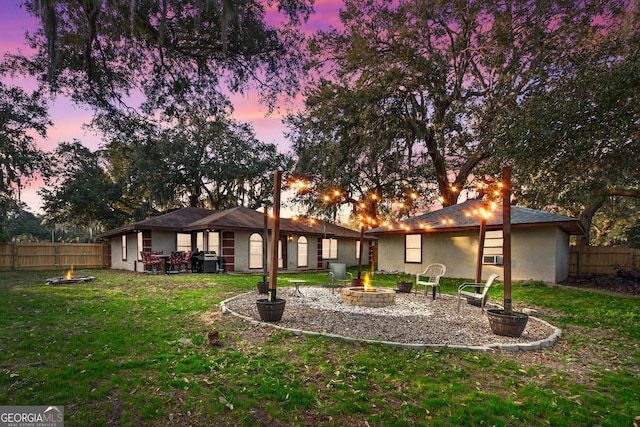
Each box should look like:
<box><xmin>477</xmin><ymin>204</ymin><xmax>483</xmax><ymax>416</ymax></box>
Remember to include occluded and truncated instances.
<box><xmin>328</xmin><ymin>263</ymin><xmax>353</xmax><ymax>292</ymax></box>
<box><xmin>140</xmin><ymin>251</ymin><xmax>161</xmax><ymax>274</ymax></box>
<box><xmin>181</xmin><ymin>251</ymin><xmax>191</xmax><ymax>272</ymax></box>
<box><xmin>168</xmin><ymin>251</ymin><xmax>183</xmax><ymax>273</ymax></box>
<box><xmin>415</xmin><ymin>263</ymin><xmax>447</xmax><ymax>299</ymax></box>
<box><xmin>457</xmin><ymin>273</ymin><xmax>500</xmax><ymax>312</ymax></box>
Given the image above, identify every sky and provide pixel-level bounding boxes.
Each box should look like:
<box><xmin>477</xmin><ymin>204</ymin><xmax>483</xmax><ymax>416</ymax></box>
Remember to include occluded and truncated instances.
<box><xmin>0</xmin><ymin>0</ymin><xmax>344</xmax><ymax>214</ymax></box>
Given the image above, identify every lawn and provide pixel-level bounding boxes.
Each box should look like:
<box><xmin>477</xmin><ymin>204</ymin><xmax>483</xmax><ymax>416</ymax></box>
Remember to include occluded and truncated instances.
<box><xmin>1</xmin><ymin>269</ymin><xmax>638</xmax><ymax>426</ymax></box>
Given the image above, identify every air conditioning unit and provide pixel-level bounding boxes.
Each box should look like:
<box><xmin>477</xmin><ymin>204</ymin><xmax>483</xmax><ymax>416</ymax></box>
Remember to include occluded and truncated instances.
<box><xmin>483</xmin><ymin>255</ymin><xmax>503</xmax><ymax>265</ymax></box>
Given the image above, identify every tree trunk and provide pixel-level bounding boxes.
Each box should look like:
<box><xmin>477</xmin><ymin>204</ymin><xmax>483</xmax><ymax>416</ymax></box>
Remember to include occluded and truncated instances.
<box><xmin>577</xmin><ymin>200</ymin><xmax>604</xmax><ymax>247</ymax></box>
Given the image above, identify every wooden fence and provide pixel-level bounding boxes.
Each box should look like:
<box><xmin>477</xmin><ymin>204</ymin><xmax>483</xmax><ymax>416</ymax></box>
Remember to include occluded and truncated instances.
<box><xmin>0</xmin><ymin>242</ymin><xmax>111</xmax><ymax>271</ymax></box>
<box><xmin>569</xmin><ymin>246</ymin><xmax>640</xmax><ymax>275</ymax></box>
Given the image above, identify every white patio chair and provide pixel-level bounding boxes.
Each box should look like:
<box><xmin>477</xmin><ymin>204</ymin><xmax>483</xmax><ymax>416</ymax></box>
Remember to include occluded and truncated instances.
<box><xmin>415</xmin><ymin>263</ymin><xmax>447</xmax><ymax>299</ymax></box>
<box><xmin>457</xmin><ymin>273</ymin><xmax>500</xmax><ymax>312</ymax></box>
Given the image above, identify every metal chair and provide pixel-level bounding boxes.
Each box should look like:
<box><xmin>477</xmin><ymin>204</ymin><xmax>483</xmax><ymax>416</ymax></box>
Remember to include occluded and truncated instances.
<box><xmin>415</xmin><ymin>263</ymin><xmax>447</xmax><ymax>299</ymax></box>
<box><xmin>168</xmin><ymin>251</ymin><xmax>183</xmax><ymax>273</ymax></box>
<box><xmin>140</xmin><ymin>251</ymin><xmax>161</xmax><ymax>273</ymax></box>
<box><xmin>328</xmin><ymin>263</ymin><xmax>353</xmax><ymax>292</ymax></box>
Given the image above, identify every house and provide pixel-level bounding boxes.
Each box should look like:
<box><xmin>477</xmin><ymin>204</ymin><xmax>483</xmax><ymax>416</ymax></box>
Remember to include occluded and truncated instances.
<box><xmin>366</xmin><ymin>199</ymin><xmax>584</xmax><ymax>283</ymax></box>
<box><xmin>98</xmin><ymin>206</ymin><xmax>372</xmax><ymax>273</ymax></box>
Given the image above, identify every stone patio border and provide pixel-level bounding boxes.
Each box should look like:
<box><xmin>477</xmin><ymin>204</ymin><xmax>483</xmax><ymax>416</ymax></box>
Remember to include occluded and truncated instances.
<box><xmin>220</xmin><ymin>292</ymin><xmax>562</xmax><ymax>352</ymax></box>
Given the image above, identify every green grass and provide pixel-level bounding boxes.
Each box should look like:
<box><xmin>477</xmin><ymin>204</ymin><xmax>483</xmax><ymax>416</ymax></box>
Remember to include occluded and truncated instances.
<box><xmin>1</xmin><ymin>268</ymin><xmax>638</xmax><ymax>426</ymax></box>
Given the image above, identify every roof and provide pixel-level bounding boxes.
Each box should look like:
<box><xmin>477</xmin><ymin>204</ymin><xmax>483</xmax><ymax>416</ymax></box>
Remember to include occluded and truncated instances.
<box><xmin>367</xmin><ymin>199</ymin><xmax>584</xmax><ymax>236</ymax></box>
<box><xmin>99</xmin><ymin>206</ymin><xmax>366</xmax><ymax>239</ymax></box>
<box><xmin>98</xmin><ymin>207</ymin><xmax>214</xmax><ymax>238</ymax></box>
<box><xmin>185</xmin><ymin>206</ymin><xmax>364</xmax><ymax>239</ymax></box>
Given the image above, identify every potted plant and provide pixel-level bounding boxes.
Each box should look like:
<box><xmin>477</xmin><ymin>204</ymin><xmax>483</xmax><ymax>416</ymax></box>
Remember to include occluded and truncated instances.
<box><xmin>396</xmin><ymin>280</ymin><xmax>413</xmax><ymax>293</ymax></box>
<box><xmin>486</xmin><ymin>167</ymin><xmax>529</xmax><ymax>337</ymax></box>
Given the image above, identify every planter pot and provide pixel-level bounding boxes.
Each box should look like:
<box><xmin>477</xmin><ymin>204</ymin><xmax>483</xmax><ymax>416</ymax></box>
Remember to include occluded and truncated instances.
<box><xmin>397</xmin><ymin>281</ymin><xmax>413</xmax><ymax>293</ymax></box>
<box><xmin>466</xmin><ymin>293</ymin><xmax>489</xmax><ymax>307</ymax></box>
<box><xmin>256</xmin><ymin>298</ymin><xmax>286</xmax><ymax>322</ymax></box>
<box><xmin>487</xmin><ymin>309</ymin><xmax>529</xmax><ymax>337</ymax></box>
<box><xmin>256</xmin><ymin>281</ymin><xmax>269</xmax><ymax>294</ymax></box>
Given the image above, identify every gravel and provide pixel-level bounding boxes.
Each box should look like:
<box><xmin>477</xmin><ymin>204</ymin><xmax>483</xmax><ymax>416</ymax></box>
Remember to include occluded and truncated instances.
<box><xmin>222</xmin><ymin>286</ymin><xmax>558</xmax><ymax>348</ymax></box>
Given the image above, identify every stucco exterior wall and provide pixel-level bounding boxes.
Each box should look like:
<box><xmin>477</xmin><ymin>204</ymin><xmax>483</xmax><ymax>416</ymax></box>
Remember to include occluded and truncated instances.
<box><xmin>109</xmin><ymin>230</ymin><xmax>360</xmax><ymax>273</ymax></box>
<box><xmin>376</xmin><ymin>226</ymin><xmax>570</xmax><ymax>283</ymax></box>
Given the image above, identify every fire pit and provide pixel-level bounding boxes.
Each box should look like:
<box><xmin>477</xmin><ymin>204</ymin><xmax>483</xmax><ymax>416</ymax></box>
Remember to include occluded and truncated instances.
<box><xmin>46</xmin><ymin>266</ymin><xmax>95</xmax><ymax>285</ymax></box>
<box><xmin>340</xmin><ymin>274</ymin><xmax>396</xmax><ymax>308</ymax></box>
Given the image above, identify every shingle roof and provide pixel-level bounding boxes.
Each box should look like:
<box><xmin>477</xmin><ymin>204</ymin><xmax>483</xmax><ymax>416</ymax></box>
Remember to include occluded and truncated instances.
<box><xmin>98</xmin><ymin>207</ymin><xmax>214</xmax><ymax>238</ymax></box>
<box><xmin>367</xmin><ymin>199</ymin><xmax>584</xmax><ymax>236</ymax></box>
<box><xmin>185</xmin><ymin>206</ymin><xmax>363</xmax><ymax>238</ymax></box>
<box><xmin>99</xmin><ymin>206</ymin><xmax>365</xmax><ymax>239</ymax></box>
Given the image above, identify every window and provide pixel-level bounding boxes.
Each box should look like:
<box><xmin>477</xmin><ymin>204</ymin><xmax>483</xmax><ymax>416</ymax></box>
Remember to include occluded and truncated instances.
<box><xmin>177</xmin><ymin>233</ymin><xmax>191</xmax><ymax>252</ymax></box>
<box><xmin>137</xmin><ymin>232</ymin><xmax>143</xmax><ymax>260</ymax></box>
<box><xmin>196</xmin><ymin>232</ymin><xmax>204</xmax><ymax>252</ymax></box>
<box><xmin>207</xmin><ymin>231</ymin><xmax>220</xmax><ymax>253</ymax></box>
<box><xmin>278</xmin><ymin>240</ymin><xmax>283</xmax><ymax>268</ymax></box>
<box><xmin>405</xmin><ymin>234</ymin><xmax>422</xmax><ymax>263</ymax></box>
<box><xmin>297</xmin><ymin>236</ymin><xmax>308</xmax><ymax>267</ymax></box>
<box><xmin>355</xmin><ymin>240</ymin><xmax>361</xmax><ymax>260</ymax></box>
<box><xmin>249</xmin><ymin>233</ymin><xmax>263</xmax><ymax>269</ymax></box>
<box><xmin>121</xmin><ymin>235</ymin><xmax>127</xmax><ymax>261</ymax></box>
<box><xmin>322</xmin><ymin>238</ymin><xmax>337</xmax><ymax>259</ymax></box>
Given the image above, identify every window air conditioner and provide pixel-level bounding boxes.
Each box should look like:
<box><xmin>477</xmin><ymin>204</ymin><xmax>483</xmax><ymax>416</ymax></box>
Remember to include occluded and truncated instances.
<box><xmin>483</xmin><ymin>255</ymin><xmax>503</xmax><ymax>265</ymax></box>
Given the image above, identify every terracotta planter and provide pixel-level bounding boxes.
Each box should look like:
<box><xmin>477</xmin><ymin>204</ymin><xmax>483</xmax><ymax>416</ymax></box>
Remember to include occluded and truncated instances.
<box><xmin>487</xmin><ymin>309</ymin><xmax>529</xmax><ymax>337</ymax></box>
<box><xmin>396</xmin><ymin>281</ymin><xmax>413</xmax><ymax>293</ymax></box>
<box><xmin>256</xmin><ymin>298</ymin><xmax>286</xmax><ymax>322</ymax></box>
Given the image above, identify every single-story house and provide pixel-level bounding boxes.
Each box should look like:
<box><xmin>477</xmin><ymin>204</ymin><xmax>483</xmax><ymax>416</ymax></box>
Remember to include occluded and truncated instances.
<box><xmin>366</xmin><ymin>199</ymin><xmax>584</xmax><ymax>283</ymax></box>
<box><xmin>98</xmin><ymin>206</ymin><xmax>373</xmax><ymax>273</ymax></box>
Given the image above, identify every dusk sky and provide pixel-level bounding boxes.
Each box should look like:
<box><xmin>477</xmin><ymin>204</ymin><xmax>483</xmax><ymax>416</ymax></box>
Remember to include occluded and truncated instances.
<box><xmin>0</xmin><ymin>0</ymin><xmax>344</xmax><ymax>213</ymax></box>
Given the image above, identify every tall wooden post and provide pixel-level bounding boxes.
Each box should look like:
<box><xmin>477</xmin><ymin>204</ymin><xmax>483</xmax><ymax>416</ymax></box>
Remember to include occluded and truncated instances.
<box><xmin>475</xmin><ymin>214</ymin><xmax>487</xmax><ymax>292</ymax></box>
<box><xmin>357</xmin><ymin>225</ymin><xmax>364</xmax><ymax>281</ymax></box>
<box><xmin>502</xmin><ymin>166</ymin><xmax>512</xmax><ymax>315</ymax></box>
<box><xmin>268</xmin><ymin>170</ymin><xmax>282</xmax><ymax>302</ymax></box>
<box><xmin>263</xmin><ymin>205</ymin><xmax>268</xmax><ymax>285</ymax></box>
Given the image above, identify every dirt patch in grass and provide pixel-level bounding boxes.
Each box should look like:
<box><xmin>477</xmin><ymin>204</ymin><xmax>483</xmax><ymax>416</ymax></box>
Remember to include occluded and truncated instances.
<box><xmin>560</xmin><ymin>270</ymin><xmax>640</xmax><ymax>295</ymax></box>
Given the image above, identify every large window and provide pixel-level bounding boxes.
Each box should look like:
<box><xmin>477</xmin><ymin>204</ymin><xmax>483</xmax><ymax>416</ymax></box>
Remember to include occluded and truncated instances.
<box><xmin>405</xmin><ymin>234</ymin><xmax>422</xmax><ymax>263</ymax></box>
<box><xmin>177</xmin><ymin>233</ymin><xmax>191</xmax><ymax>252</ymax></box>
<box><xmin>208</xmin><ymin>231</ymin><xmax>220</xmax><ymax>253</ymax></box>
<box><xmin>322</xmin><ymin>238</ymin><xmax>337</xmax><ymax>259</ymax></box>
<box><xmin>249</xmin><ymin>233</ymin><xmax>263</xmax><ymax>269</ymax></box>
<box><xmin>297</xmin><ymin>236</ymin><xmax>308</xmax><ymax>267</ymax></box>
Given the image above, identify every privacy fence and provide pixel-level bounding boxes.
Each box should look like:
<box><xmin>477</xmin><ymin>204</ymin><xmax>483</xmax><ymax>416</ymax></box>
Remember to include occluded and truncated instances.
<box><xmin>0</xmin><ymin>242</ymin><xmax>110</xmax><ymax>271</ymax></box>
<box><xmin>569</xmin><ymin>246</ymin><xmax>640</xmax><ymax>275</ymax></box>
<box><xmin>1</xmin><ymin>242</ymin><xmax>637</xmax><ymax>275</ymax></box>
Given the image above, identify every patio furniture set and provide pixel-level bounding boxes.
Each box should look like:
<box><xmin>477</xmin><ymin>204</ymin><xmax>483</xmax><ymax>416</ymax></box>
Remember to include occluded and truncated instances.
<box><xmin>140</xmin><ymin>250</ymin><xmax>222</xmax><ymax>274</ymax></box>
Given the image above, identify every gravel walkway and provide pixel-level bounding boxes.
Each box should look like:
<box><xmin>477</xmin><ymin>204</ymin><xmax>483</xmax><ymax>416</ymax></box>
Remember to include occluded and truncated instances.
<box><xmin>221</xmin><ymin>286</ymin><xmax>561</xmax><ymax>351</ymax></box>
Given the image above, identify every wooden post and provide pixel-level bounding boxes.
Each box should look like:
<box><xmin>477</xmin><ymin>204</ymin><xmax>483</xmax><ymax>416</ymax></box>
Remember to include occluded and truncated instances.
<box><xmin>357</xmin><ymin>226</ymin><xmax>364</xmax><ymax>280</ymax></box>
<box><xmin>502</xmin><ymin>166</ymin><xmax>512</xmax><ymax>315</ymax></box>
<box><xmin>475</xmin><ymin>214</ymin><xmax>487</xmax><ymax>292</ymax></box>
<box><xmin>263</xmin><ymin>205</ymin><xmax>268</xmax><ymax>284</ymax></box>
<box><xmin>268</xmin><ymin>170</ymin><xmax>282</xmax><ymax>302</ymax></box>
